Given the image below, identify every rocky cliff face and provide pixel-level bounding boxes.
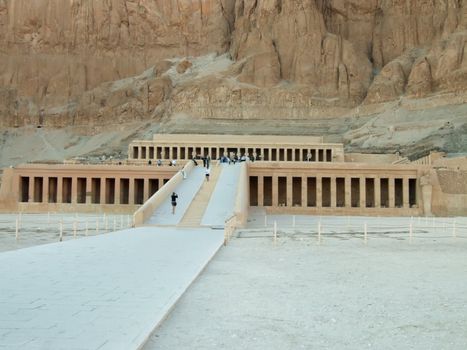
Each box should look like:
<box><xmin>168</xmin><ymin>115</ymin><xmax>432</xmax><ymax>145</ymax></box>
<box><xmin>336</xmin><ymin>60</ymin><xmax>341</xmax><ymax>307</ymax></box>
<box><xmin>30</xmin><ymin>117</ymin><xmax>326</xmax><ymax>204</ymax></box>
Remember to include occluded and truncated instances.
<box><xmin>0</xmin><ymin>0</ymin><xmax>466</xmax><ymax>131</ymax></box>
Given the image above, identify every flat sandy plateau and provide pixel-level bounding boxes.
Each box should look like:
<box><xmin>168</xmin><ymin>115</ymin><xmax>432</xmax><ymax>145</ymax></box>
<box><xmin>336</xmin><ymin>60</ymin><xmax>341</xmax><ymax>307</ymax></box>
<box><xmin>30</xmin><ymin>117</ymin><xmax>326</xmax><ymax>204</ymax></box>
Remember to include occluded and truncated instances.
<box><xmin>145</xmin><ymin>215</ymin><xmax>467</xmax><ymax>350</ymax></box>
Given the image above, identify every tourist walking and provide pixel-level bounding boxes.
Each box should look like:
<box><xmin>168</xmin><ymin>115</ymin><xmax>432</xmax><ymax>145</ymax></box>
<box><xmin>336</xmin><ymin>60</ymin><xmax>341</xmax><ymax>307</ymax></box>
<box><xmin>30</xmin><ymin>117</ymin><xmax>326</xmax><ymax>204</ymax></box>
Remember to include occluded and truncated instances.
<box><xmin>206</xmin><ymin>155</ymin><xmax>211</xmax><ymax>168</ymax></box>
<box><xmin>171</xmin><ymin>192</ymin><xmax>178</xmax><ymax>215</ymax></box>
<box><xmin>205</xmin><ymin>167</ymin><xmax>211</xmax><ymax>182</ymax></box>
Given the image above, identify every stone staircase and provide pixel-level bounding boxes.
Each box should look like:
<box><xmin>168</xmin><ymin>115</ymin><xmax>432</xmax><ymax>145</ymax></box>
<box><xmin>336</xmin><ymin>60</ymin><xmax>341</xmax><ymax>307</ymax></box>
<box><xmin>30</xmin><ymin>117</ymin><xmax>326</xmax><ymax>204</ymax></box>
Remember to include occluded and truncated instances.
<box><xmin>178</xmin><ymin>166</ymin><xmax>222</xmax><ymax>227</ymax></box>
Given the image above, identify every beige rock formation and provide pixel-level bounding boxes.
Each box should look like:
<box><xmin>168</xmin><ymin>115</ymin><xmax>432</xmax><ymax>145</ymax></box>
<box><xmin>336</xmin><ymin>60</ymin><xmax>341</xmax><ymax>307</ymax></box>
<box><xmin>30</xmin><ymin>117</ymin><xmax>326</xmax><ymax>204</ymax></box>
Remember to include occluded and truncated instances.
<box><xmin>0</xmin><ymin>0</ymin><xmax>466</xmax><ymax>143</ymax></box>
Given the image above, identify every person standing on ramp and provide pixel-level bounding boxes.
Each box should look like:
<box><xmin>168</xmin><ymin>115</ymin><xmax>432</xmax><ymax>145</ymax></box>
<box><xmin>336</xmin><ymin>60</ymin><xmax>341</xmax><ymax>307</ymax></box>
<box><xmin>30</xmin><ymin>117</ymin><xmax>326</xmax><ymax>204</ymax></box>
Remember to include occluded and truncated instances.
<box><xmin>171</xmin><ymin>192</ymin><xmax>178</xmax><ymax>215</ymax></box>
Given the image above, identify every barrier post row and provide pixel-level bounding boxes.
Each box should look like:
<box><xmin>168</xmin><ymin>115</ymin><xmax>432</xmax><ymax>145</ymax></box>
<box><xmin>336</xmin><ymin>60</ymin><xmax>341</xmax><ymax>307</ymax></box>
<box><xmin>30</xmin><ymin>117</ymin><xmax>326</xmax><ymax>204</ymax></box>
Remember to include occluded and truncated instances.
<box><xmin>59</xmin><ymin>221</ymin><xmax>63</xmax><ymax>242</ymax></box>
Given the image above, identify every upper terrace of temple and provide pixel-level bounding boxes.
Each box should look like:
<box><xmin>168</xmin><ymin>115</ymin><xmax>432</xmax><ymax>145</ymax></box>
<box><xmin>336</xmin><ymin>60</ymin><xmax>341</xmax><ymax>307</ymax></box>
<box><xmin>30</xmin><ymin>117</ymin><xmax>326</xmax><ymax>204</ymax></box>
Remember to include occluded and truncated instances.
<box><xmin>129</xmin><ymin>134</ymin><xmax>344</xmax><ymax>162</ymax></box>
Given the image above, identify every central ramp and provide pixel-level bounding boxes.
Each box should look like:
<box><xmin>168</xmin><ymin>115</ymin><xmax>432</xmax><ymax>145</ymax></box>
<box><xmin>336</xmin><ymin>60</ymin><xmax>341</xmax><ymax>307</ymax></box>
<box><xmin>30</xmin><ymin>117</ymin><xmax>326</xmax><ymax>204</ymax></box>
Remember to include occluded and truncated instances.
<box><xmin>146</xmin><ymin>166</ymin><xmax>205</xmax><ymax>225</ymax></box>
<box><xmin>201</xmin><ymin>164</ymin><xmax>241</xmax><ymax>227</ymax></box>
<box><xmin>0</xmin><ymin>227</ymin><xmax>224</xmax><ymax>350</ymax></box>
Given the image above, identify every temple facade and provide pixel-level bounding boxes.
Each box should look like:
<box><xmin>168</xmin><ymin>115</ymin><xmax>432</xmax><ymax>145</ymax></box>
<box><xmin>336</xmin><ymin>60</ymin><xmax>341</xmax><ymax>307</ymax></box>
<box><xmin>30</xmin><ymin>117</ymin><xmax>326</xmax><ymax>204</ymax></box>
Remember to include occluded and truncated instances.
<box><xmin>0</xmin><ymin>134</ymin><xmax>466</xmax><ymax>217</ymax></box>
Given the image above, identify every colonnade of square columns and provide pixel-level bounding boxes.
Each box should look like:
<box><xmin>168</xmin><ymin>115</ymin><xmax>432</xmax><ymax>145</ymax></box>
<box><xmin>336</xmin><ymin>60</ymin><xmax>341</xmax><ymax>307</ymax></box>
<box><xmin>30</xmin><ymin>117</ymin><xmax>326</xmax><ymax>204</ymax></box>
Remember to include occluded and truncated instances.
<box><xmin>19</xmin><ymin>175</ymin><xmax>171</xmax><ymax>206</ymax></box>
<box><xmin>249</xmin><ymin>175</ymin><xmax>417</xmax><ymax>210</ymax></box>
<box><xmin>131</xmin><ymin>144</ymin><xmax>335</xmax><ymax>162</ymax></box>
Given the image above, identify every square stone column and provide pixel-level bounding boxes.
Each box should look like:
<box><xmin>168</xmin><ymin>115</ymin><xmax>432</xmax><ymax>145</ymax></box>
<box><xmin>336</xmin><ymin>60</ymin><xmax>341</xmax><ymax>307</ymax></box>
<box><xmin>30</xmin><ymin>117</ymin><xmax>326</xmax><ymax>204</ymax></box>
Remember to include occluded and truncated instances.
<box><xmin>177</xmin><ymin>147</ymin><xmax>181</xmax><ymax>160</ymax></box>
<box><xmin>291</xmin><ymin>149</ymin><xmax>295</xmax><ymax>161</ymax></box>
<box><xmin>345</xmin><ymin>177</ymin><xmax>351</xmax><ymax>208</ymax></box>
<box><xmin>85</xmin><ymin>178</ymin><xmax>92</xmax><ymax>204</ymax></box>
<box><xmin>330</xmin><ymin>176</ymin><xmax>337</xmax><ymax>208</ymax></box>
<box><xmin>258</xmin><ymin>176</ymin><xmax>264</xmax><ymax>206</ymax></box>
<box><xmin>42</xmin><ymin>177</ymin><xmax>49</xmax><ymax>203</ymax></box>
<box><xmin>58</xmin><ymin>177</ymin><xmax>64</xmax><ymax>204</ymax></box>
<box><xmin>316</xmin><ymin>176</ymin><xmax>322</xmax><ymax>208</ymax></box>
<box><xmin>129</xmin><ymin>178</ymin><xmax>135</xmax><ymax>205</ymax></box>
<box><xmin>403</xmin><ymin>177</ymin><xmax>410</xmax><ymax>208</ymax></box>
<box><xmin>115</xmin><ymin>178</ymin><xmax>121</xmax><ymax>204</ymax></box>
<box><xmin>71</xmin><ymin>177</ymin><xmax>77</xmax><ymax>204</ymax></box>
<box><xmin>138</xmin><ymin>146</ymin><xmax>143</xmax><ymax>159</ymax></box>
<box><xmin>144</xmin><ymin>178</ymin><xmax>150</xmax><ymax>202</ymax></box>
<box><xmin>389</xmin><ymin>177</ymin><xmax>395</xmax><ymax>208</ymax></box>
<box><xmin>360</xmin><ymin>177</ymin><xmax>366</xmax><ymax>208</ymax></box>
<box><xmin>28</xmin><ymin>177</ymin><xmax>34</xmax><ymax>202</ymax></box>
<box><xmin>301</xmin><ymin>176</ymin><xmax>307</xmax><ymax>207</ymax></box>
<box><xmin>272</xmin><ymin>176</ymin><xmax>278</xmax><ymax>207</ymax></box>
<box><xmin>169</xmin><ymin>147</ymin><xmax>174</xmax><ymax>160</ymax></box>
<box><xmin>374</xmin><ymin>177</ymin><xmax>381</xmax><ymax>208</ymax></box>
<box><xmin>100</xmin><ymin>178</ymin><xmax>106</xmax><ymax>204</ymax></box>
<box><xmin>286</xmin><ymin>176</ymin><xmax>293</xmax><ymax>207</ymax></box>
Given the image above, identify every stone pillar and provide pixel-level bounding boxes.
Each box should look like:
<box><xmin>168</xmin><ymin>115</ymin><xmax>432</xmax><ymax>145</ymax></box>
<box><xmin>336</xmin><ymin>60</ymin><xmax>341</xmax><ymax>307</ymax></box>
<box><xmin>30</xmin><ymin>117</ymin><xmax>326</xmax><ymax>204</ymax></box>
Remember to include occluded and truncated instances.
<box><xmin>374</xmin><ymin>177</ymin><xmax>381</xmax><ymax>208</ymax></box>
<box><xmin>403</xmin><ymin>177</ymin><xmax>410</xmax><ymax>208</ymax></box>
<box><xmin>258</xmin><ymin>176</ymin><xmax>264</xmax><ymax>206</ymax></box>
<box><xmin>316</xmin><ymin>175</ymin><xmax>322</xmax><ymax>208</ymax></box>
<box><xmin>286</xmin><ymin>176</ymin><xmax>292</xmax><ymax>207</ymax></box>
<box><xmin>301</xmin><ymin>176</ymin><xmax>307</xmax><ymax>207</ymax></box>
<box><xmin>138</xmin><ymin>146</ymin><xmax>142</xmax><ymax>159</ymax></box>
<box><xmin>85</xmin><ymin>178</ymin><xmax>92</xmax><ymax>204</ymax></box>
<box><xmin>169</xmin><ymin>147</ymin><xmax>173</xmax><ymax>160</ymax></box>
<box><xmin>58</xmin><ymin>177</ymin><xmax>64</xmax><ymax>204</ymax></box>
<box><xmin>28</xmin><ymin>178</ymin><xmax>34</xmax><ymax>202</ymax></box>
<box><xmin>100</xmin><ymin>178</ymin><xmax>106</xmax><ymax>204</ymax></box>
<box><xmin>129</xmin><ymin>178</ymin><xmax>135</xmax><ymax>205</ymax></box>
<box><xmin>330</xmin><ymin>176</ymin><xmax>336</xmax><ymax>208</ymax></box>
<box><xmin>144</xmin><ymin>178</ymin><xmax>150</xmax><ymax>202</ymax></box>
<box><xmin>177</xmin><ymin>147</ymin><xmax>181</xmax><ymax>160</ymax></box>
<box><xmin>345</xmin><ymin>177</ymin><xmax>351</xmax><ymax>208</ymax></box>
<box><xmin>291</xmin><ymin>149</ymin><xmax>295</xmax><ymax>162</ymax></box>
<box><xmin>115</xmin><ymin>178</ymin><xmax>121</xmax><ymax>204</ymax></box>
<box><xmin>360</xmin><ymin>177</ymin><xmax>366</xmax><ymax>208</ymax></box>
<box><xmin>42</xmin><ymin>176</ymin><xmax>49</xmax><ymax>203</ymax></box>
<box><xmin>389</xmin><ymin>177</ymin><xmax>395</xmax><ymax>208</ymax></box>
<box><xmin>272</xmin><ymin>176</ymin><xmax>278</xmax><ymax>207</ymax></box>
<box><xmin>71</xmin><ymin>177</ymin><xmax>77</xmax><ymax>204</ymax></box>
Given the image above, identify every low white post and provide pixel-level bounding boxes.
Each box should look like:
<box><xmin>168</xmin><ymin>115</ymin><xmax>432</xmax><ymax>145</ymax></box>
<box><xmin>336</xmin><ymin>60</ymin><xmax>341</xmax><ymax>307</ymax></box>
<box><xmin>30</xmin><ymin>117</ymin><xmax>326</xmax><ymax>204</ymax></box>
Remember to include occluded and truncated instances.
<box><xmin>127</xmin><ymin>215</ymin><xmax>131</xmax><ymax>227</ymax></box>
<box><xmin>409</xmin><ymin>222</ymin><xmax>413</xmax><ymax>243</ymax></box>
<box><xmin>47</xmin><ymin>212</ymin><xmax>50</xmax><ymax>225</ymax></box>
<box><xmin>292</xmin><ymin>215</ymin><xmax>296</xmax><ymax>228</ymax></box>
<box><xmin>273</xmin><ymin>221</ymin><xmax>277</xmax><ymax>244</ymax></box>
<box><xmin>73</xmin><ymin>221</ymin><xmax>77</xmax><ymax>239</ymax></box>
<box><xmin>120</xmin><ymin>215</ymin><xmax>124</xmax><ymax>228</ymax></box>
<box><xmin>264</xmin><ymin>215</ymin><xmax>267</xmax><ymax>227</ymax></box>
<box><xmin>96</xmin><ymin>218</ymin><xmax>99</xmax><ymax>234</ymax></box>
<box><xmin>15</xmin><ymin>217</ymin><xmax>19</xmax><ymax>241</ymax></box>
<box><xmin>364</xmin><ymin>222</ymin><xmax>368</xmax><ymax>245</ymax></box>
<box><xmin>113</xmin><ymin>217</ymin><xmax>117</xmax><ymax>231</ymax></box>
<box><xmin>105</xmin><ymin>214</ymin><xmax>108</xmax><ymax>231</ymax></box>
<box><xmin>318</xmin><ymin>221</ymin><xmax>322</xmax><ymax>245</ymax></box>
<box><xmin>85</xmin><ymin>220</ymin><xmax>88</xmax><ymax>236</ymax></box>
<box><xmin>452</xmin><ymin>219</ymin><xmax>457</xmax><ymax>238</ymax></box>
<box><xmin>59</xmin><ymin>221</ymin><xmax>63</xmax><ymax>242</ymax></box>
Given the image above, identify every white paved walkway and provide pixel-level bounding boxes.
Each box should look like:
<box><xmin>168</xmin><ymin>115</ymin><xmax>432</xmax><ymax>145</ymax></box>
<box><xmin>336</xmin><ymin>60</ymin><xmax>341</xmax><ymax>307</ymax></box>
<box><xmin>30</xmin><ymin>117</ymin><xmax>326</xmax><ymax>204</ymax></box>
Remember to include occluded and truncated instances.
<box><xmin>146</xmin><ymin>166</ymin><xmax>205</xmax><ymax>225</ymax></box>
<box><xmin>201</xmin><ymin>164</ymin><xmax>241</xmax><ymax>227</ymax></box>
<box><xmin>0</xmin><ymin>227</ymin><xmax>224</xmax><ymax>350</ymax></box>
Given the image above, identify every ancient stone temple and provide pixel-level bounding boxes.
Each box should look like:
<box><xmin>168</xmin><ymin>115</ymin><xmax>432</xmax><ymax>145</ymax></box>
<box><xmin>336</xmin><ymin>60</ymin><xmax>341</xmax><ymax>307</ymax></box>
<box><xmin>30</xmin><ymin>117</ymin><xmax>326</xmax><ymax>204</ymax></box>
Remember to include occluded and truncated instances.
<box><xmin>0</xmin><ymin>134</ymin><xmax>466</xmax><ymax>217</ymax></box>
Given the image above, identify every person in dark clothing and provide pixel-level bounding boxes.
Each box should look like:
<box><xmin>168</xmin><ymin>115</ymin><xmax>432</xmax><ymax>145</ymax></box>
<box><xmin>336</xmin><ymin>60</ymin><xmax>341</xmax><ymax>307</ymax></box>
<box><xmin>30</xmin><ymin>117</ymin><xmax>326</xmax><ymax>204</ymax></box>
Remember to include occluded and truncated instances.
<box><xmin>202</xmin><ymin>156</ymin><xmax>207</xmax><ymax>168</ymax></box>
<box><xmin>171</xmin><ymin>192</ymin><xmax>178</xmax><ymax>214</ymax></box>
<box><xmin>192</xmin><ymin>157</ymin><xmax>198</xmax><ymax>166</ymax></box>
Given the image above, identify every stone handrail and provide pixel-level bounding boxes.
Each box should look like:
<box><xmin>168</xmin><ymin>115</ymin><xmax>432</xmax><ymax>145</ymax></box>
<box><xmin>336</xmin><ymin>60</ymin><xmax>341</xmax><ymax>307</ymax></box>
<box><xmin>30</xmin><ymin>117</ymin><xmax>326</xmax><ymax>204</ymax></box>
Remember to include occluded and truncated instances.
<box><xmin>133</xmin><ymin>161</ymin><xmax>195</xmax><ymax>226</ymax></box>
